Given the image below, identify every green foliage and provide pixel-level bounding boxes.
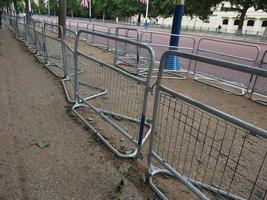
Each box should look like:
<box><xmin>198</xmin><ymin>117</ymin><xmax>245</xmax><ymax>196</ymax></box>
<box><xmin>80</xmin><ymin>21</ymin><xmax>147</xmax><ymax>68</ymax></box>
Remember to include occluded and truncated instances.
<box><xmin>0</xmin><ymin>0</ymin><xmax>10</xmax><ymax>10</ymax></box>
<box><xmin>229</xmin><ymin>0</ymin><xmax>267</xmax><ymax>12</ymax></box>
<box><xmin>185</xmin><ymin>0</ymin><xmax>221</xmax><ymax>20</ymax></box>
<box><xmin>4</xmin><ymin>0</ymin><xmax>266</xmax><ymax>23</ymax></box>
<box><xmin>149</xmin><ymin>0</ymin><xmax>174</xmax><ymax>18</ymax></box>
<box><xmin>149</xmin><ymin>0</ymin><xmax>221</xmax><ymax>20</ymax></box>
<box><xmin>229</xmin><ymin>0</ymin><xmax>267</xmax><ymax>30</ymax></box>
<box><xmin>30</xmin><ymin>0</ymin><xmax>50</xmax><ymax>15</ymax></box>
<box><xmin>17</xmin><ymin>0</ymin><xmax>24</xmax><ymax>12</ymax></box>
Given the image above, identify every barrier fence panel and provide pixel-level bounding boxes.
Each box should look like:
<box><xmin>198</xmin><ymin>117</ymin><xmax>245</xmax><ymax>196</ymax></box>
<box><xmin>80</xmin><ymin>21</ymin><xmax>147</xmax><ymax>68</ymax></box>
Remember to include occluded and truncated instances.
<box><xmin>113</xmin><ymin>27</ymin><xmax>142</xmax><ymax>74</ymax></box>
<box><xmin>25</xmin><ymin>19</ymin><xmax>36</xmax><ymax>50</ymax></box>
<box><xmin>43</xmin><ymin>23</ymin><xmax>65</xmax><ymax>77</ymax></box>
<box><xmin>89</xmin><ymin>24</ymin><xmax>110</xmax><ymax>49</ymax></box>
<box><xmin>16</xmin><ymin>16</ymin><xmax>27</xmax><ymax>41</ymax></box>
<box><xmin>34</xmin><ymin>21</ymin><xmax>45</xmax><ymax>58</ymax></box>
<box><xmin>77</xmin><ymin>22</ymin><xmax>88</xmax><ymax>30</ymax></box>
<box><xmin>251</xmin><ymin>51</ymin><xmax>267</xmax><ymax>105</ymax></box>
<box><xmin>140</xmin><ymin>31</ymin><xmax>196</xmax><ymax>78</ymax></box>
<box><xmin>7</xmin><ymin>15</ymin><xmax>16</xmax><ymax>32</ymax></box>
<box><xmin>86</xmin><ymin>23</ymin><xmax>93</xmax><ymax>43</ymax></box>
<box><xmin>68</xmin><ymin>21</ymin><xmax>77</xmax><ymax>32</ymax></box>
<box><xmin>148</xmin><ymin>50</ymin><xmax>267</xmax><ymax>200</ymax></box>
<box><xmin>62</xmin><ymin>28</ymin><xmax>77</xmax><ymax>103</ymax></box>
<box><xmin>72</xmin><ymin>30</ymin><xmax>155</xmax><ymax>158</ymax></box>
<box><xmin>194</xmin><ymin>38</ymin><xmax>260</xmax><ymax>95</ymax></box>
<box><xmin>64</xmin><ymin>28</ymin><xmax>77</xmax><ymax>49</ymax></box>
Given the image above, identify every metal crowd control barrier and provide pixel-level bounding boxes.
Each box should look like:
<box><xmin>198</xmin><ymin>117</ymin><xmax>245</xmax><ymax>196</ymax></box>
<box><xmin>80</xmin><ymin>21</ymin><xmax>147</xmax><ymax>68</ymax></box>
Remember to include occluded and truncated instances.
<box><xmin>194</xmin><ymin>38</ymin><xmax>260</xmax><ymax>95</ymax></box>
<box><xmin>114</xmin><ymin>27</ymin><xmax>141</xmax><ymax>74</ymax></box>
<box><xmin>64</xmin><ymin>28</ymin><xmax>77</xmax><ymax>48</ymax></box>
<box><xmin>62</xmin><ymin>28</ymin><xmax>77</xmax><ymax>103</ymax></box>
<box><xmin>251</xmin><ymin>50</ymin><xmax>267</xmax><ymax>105</ymax></box>
<box><xmin>43</xmin><ymin>23</ymin><xmax>65</xmax><ymax>78</ymax></box>
<box><xmin>84</xmin><ymin>23</ymin><xmax>110</xmax><ymax>49</ymax></box>
<box><xmin>148</xmin><ymin>50</ymin><xmax>267</xmax><ymax>200</ymax></box>
<box><xmin>34</xmin><ymin>21</ymin><xmax>45</xmax><ymax>58</ymax></box>
<box><xmin>77</xmin><ymin>22</ymin><xmax>88</xmax><ymax>30</ymax></box>
<box><xmin>25</xmin><ymin>19</ymin><xmax>36</xmax><ymax>50</ymax></box>
<box><xmin>72</xmin><ymin>29</ymin><xmax>155</xmax><ymax>158</ymax></box>
<box><xmin>7</xmin><ymin>15</ymin><xmax>16</xmax><ymax>32</ymax></box>
<box><xmin>68</xmin><ymin>21</ymin><xmax>77</xmax><ymax>32</ymax></box>
<box><xmin>140</xmin><ymin>31</ymin><xmax>196</xmax><ymax>78</ymax></box>
<box><xmin>90</xmin><ymin>24</ymin><xmax>110</xmax><ymax>49</ymax></box>
<box><xmin>16</xmin><ymin>16</ymin><xmax>27</xmax><ymax>41</ymax></box>
<box><xmin>75</xmin><ymin>22</ymin><xmax>89</xmax><ymax>42</ymax></box>
<box><xmin>85</xmin><ymin>23</ymin><xmax>93</xmax><ymax>43</ymax></box>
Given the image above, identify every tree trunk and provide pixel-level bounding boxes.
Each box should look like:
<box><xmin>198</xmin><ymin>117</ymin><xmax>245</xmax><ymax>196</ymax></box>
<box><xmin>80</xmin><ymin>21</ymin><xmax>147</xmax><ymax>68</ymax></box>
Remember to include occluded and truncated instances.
<box><xmin>13</xmin><ymin>0</ymin><xmax>19</xmax><ymax>15</ymax></box>
<box><xmin>58</xmin><ymin>0</ymin><xmax>66</xmax><ymax>38</ymax></box>
<box><xmin>24</xmin><ymin>0</ymin><xmax>30</xmax><ymax>19</ymax></box>
<box><xmin>237</xmin><ymin>6</ymin><xmax>249</xmax><ymax>34</ymax></box>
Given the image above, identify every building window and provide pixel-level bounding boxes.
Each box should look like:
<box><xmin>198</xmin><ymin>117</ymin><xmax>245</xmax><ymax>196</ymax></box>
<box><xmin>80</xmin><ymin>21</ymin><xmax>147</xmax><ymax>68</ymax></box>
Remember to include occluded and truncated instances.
<box><xmin>234</xmin><ymin>19</ymin><xmax>240</xmax><ymax>25</ymax></box>
<box><xmin>247</xmin><ymin>20</ymin><xmax>254</xmax><ymax>26</ymax></box>
<box><xmin>222</xmin><ymin>19</ymin><xmax>229</xmax><ymax>25</ymax></box>
<box><xmin>262</xmin><ymin>21</ymin><xmax>267</xmax><ymax>27</ymax></box>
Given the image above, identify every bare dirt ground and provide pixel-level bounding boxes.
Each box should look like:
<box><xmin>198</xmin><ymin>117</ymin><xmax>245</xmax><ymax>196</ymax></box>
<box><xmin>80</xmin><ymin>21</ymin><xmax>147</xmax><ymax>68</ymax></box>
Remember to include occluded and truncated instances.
<box><xmin>1</xmin><ymin>24</ymin><xmax>267</xmax><ymax>200</ymax></box>
<box><xmin>0</xmin><ymin>26</ymin><xmax>158</xmax><ymax>200</ymax></box>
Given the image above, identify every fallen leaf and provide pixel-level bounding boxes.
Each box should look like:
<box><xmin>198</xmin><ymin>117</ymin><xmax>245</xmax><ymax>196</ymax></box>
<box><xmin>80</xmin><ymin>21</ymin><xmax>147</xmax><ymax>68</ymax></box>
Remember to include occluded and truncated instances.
<box><xmin>33</xmin><ymin>141</ymin><xmax>49</xmax><ymax>149</ymax></box>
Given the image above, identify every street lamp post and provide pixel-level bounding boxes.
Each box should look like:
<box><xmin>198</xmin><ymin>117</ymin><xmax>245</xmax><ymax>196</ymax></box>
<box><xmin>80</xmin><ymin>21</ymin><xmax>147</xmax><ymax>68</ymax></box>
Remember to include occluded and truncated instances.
<box><xmin>144</xmin><ymin>0</ymin><xmax>149</xmax><ymax>29</ymax></box>
<box><xmin>88</xmin><ymin>0</ymin><xmax>91</xmax><ymax>20</ymax></box>
<box><xmin>28</xmin><ymin>0</ymin><xmax>32</xmax><ymax>17</ymax></box>
<box><xmin>165</xmin><ymin>0</ymin><xmax>185</xmax><ymax>70</ymax></box>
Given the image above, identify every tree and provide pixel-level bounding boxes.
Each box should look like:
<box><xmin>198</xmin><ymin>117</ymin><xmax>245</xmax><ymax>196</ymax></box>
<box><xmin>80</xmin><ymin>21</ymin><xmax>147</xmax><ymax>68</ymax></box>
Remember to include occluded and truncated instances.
<box><xmin>24</xmin><ymin>0</ymin><xmax>30</xmax><ymax>18</ymax></box>
<box><xmin>17</xmin><ymin>0</ymin><xmax>24</xmax><ymax>13</ymax></box>
<box><xmin>229</xmin><ymin>0</ymin><xmax>267</xmax><ymax>33</ymax></box>
<box><xmin>185</xmin><ymin>0</ymin><xmax>221</xmax><ymax>20</ymax></box>
<box><xmin>58</xmin><ymin>0</ymin><xmax>66</xmax><ymax>38</ymax></box>
<box><xmin>0</xmin><ymin>0</ymin><xmax>11</xmax><ymax>11</ymax></box>
<box><xmin>149</xmin><ymin>0</ymin><xmax>221</xmax><ymax>20</ymax></box>
<box><xmin>12</xmin><ymin>0</ymin><xmax>19</xmax><ymax>14</ymax></box>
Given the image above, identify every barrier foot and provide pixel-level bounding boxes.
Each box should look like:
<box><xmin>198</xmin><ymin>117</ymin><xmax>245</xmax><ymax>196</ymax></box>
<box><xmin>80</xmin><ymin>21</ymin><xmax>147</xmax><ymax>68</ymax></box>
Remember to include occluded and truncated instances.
<box><xmin>71</xmin><ymin>103</ymin><xmax>140</xmax><ymax>159</ymax></box>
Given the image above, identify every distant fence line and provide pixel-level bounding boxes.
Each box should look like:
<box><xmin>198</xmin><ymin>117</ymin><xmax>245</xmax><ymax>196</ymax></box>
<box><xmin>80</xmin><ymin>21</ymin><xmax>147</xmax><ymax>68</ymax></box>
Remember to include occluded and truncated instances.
<box><xmin>33</xmin><ymin>15</ymin><xmax>267</xmax><ymax>44</ymax></box>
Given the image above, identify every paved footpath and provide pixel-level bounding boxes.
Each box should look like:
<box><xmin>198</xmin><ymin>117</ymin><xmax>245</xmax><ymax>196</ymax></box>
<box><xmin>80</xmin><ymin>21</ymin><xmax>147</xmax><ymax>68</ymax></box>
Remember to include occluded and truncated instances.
<box><xmin>0</xmin><ymin>25</ymin><xmax>147</xmax><ymax>200</ymax></box>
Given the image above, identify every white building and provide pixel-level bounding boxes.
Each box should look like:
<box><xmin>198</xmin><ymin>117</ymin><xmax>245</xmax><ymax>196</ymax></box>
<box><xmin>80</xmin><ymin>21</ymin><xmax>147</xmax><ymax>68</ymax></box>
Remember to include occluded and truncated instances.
<box><xmin>135</xmin><ymin>1</ymin><xmax>267</xmax><ymax>35</ymax></box>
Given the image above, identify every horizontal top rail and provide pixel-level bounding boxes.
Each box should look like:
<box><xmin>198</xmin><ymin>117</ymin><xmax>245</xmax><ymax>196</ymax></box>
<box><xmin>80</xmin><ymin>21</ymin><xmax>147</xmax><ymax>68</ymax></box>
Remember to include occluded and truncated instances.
<box><xmin>78</xmin><ymin>51</ymin><xmax>146</xmax><ymax>85</ymax></box>
<box><xmin>158</xmin><ymin>50</ymin><xmax>267</xmax><ymax>139</ymax></box>
<box><xmin>260</xmin><ymin>50</ymin><xmax>267</xmax><ymax>66</ymax></box>
<box><xmin>197</xmin><ymin>48</ymin><xmax>257</xmax><ymax>63</ymax></box>
<box><xmin>26</xmin><ymin>18</ymin><xmax>35</xmax><ymax>27</ymax></box>
<box><xmin>115</xmin><ymin>27</ymin><xmax>139</xmax><ymax>40</ymax></box>
<box><xmin>115</xmin><ymin>27</ymin><xmax>140</xmax><ymax>32</ymax></box>
<box><xmin>44</xmin><ymin>23</ymin><xmax>63</xmax><ymax>40</ymax></box>
<box><xmin>140</xmin><ymin>31</ymin><xmax>196</xmax><ymax>53</ymax></box>
<box><xmin>197</xmin><ymin>37</ymin><xmax>260</xmax><ymax>62</ymax></box>
<box><xmin>74</xmin><ymin>29</ymin><xmax>155</xmax><ymax>86</ymax></box>
<box><xmin>140</xmin><ymin>30</ymin><xmax>196</xmax><ymax>40</ymax></box>
<box><xmin>145</xmin><ymin>43</ymin><xmax>193</xmax><ymax>51</ymax></box>
<box><xmin>92</xmin><ymin>23</ymin><xmax>110</xmax><ymax>29</ymax></box>
<box><xmin>75</xmin><ymin>29</ymin><xmax>155</xmax><ymax>61</ymax></box>
<box><xmin>34</xmin><ymin>20</ymin><xmax>43</xmax><ymax>28</ymax></box>
<box><xmin>171</xmin><ymin>51</ymin><xmax>267</xmax><ymax>77</ymax></box>
<box><xmin>65</xmin><ymin>28</ymin><xmax>77</xmax><ymax>37</ymax></box>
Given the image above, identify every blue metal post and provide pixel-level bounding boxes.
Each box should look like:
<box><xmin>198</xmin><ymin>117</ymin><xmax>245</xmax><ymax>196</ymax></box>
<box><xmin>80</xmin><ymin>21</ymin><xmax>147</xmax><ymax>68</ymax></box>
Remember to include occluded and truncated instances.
<box><xmin>165</xmin><ymin>1</ymin><xmax>185</xmax><ymax>70</ymax></box>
